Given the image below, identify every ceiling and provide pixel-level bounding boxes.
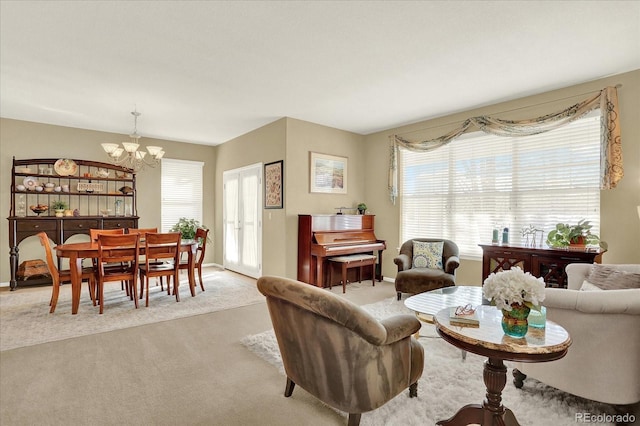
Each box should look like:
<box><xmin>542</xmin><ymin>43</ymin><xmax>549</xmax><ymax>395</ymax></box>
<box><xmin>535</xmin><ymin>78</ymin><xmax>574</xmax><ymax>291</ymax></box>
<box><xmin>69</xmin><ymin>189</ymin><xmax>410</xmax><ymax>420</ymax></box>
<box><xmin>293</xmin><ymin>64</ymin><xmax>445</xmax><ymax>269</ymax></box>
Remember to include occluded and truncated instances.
<box><xmin>1</xmin><ymin>1</ymin><xmax>639</xmax><ymax>146</ymax></box>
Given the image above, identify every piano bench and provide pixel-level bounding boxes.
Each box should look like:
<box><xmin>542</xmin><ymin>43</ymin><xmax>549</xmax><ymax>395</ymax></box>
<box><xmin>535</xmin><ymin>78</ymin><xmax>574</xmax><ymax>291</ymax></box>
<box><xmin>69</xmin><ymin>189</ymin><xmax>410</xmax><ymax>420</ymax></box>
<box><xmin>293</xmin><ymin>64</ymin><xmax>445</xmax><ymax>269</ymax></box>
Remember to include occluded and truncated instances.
<box><xmin>328</xmin><ymin>254</ymin><xmax>377</xmax><ymax>293</ymax></box>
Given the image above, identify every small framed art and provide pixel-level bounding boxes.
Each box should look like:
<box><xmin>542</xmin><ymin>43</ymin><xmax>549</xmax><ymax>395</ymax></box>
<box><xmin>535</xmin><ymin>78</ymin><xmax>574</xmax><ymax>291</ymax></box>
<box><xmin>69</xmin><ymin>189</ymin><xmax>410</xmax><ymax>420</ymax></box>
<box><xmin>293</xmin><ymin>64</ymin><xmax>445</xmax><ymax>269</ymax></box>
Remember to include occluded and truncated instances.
<box><xmin>264</xmin><ymin>160</ymin><xmax>284</xmax><ymax>209</ymax></box>
<box><xmin>310</xmin><ymin>152</ymin><xmax>347</xmax><ymax>194</ymax></box>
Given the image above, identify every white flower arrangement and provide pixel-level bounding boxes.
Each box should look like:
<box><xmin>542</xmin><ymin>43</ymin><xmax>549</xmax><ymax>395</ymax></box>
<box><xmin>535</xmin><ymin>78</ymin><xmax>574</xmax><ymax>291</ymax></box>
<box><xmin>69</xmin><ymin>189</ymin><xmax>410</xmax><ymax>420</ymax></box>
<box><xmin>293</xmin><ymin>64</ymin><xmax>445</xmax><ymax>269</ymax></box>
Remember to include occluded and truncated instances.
<box><xmin>482</xmin><ymin>267</ymin><xmax>546</xmax><ymax>311</ymax></box>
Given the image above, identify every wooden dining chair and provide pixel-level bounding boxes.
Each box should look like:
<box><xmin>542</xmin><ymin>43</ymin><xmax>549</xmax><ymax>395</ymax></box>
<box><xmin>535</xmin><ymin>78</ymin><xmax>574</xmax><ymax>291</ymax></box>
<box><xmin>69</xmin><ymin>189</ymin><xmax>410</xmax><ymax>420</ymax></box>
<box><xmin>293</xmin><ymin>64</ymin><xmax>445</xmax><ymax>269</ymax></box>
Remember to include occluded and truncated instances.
<box><xmin>138</xmin><ymin>232</ymin><xmax>182</xmax><ymax>306</ymax></box>
<box><xmin>90</xmin><ymin>228</ymin><xmax>125</xmax><ymax>241</ymax></box>
<box><xmin>96</xmin><ymin>233</ymin><xmax>140</xmax><ymax>314</ymax></box>
<box><xmin>177</xmin><ymin>227</ymin><xmax>209</xmax><ymax>292</ymax></box>
<box><xmin>127</xmin><ymin>227</ymin><xmax>167</xmax><ymax>289</ymax></box>
<box><xmin>126</xmin><ymin>227</ymin><xmax>158</xmax><ymax>236</ymax></box>
<box><xmin>90</xmin><ymin>228</ymin><xmax>128</xmax><ymax>293</ymax></box>
<box><xmin>36</xmin><ymin>232</ymin><xmax>96</xmax><ymax>313</ymax></box>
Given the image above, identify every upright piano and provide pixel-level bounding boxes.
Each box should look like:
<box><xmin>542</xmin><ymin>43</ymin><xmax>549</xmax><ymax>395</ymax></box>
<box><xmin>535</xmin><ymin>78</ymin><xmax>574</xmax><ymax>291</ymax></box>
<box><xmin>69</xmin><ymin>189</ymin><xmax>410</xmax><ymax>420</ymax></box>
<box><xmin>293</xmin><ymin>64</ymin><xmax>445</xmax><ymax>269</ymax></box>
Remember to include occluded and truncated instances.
<box><xmin>298</xmin><ymin>214</ymin><xmax>386</xmax><ymax>287</ymax></box>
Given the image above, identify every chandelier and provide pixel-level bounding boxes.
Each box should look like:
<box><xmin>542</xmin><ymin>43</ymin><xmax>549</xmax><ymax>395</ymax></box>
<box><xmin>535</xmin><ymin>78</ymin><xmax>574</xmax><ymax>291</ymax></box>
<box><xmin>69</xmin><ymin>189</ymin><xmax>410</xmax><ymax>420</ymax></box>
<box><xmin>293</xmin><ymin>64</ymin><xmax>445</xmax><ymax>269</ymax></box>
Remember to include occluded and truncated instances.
<box><xmin>101</xmin><ymin>110</ymin><xmax>164</xmax><ymax>171</ymax></box>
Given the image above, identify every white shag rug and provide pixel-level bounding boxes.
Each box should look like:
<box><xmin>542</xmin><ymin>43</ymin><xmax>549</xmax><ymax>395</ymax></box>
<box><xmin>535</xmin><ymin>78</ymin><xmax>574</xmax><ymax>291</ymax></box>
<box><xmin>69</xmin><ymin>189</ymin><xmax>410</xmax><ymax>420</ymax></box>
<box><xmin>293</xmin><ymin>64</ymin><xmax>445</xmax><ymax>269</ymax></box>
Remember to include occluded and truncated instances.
<box><xmin>241</xmin><ymin>297</ymin><xmax>621</xmax><ymax>426</ymax></box>
<box><xmin>1</xmin><ymin>269</ymin><xmax>264</xmax><ymax>351</ymax></box>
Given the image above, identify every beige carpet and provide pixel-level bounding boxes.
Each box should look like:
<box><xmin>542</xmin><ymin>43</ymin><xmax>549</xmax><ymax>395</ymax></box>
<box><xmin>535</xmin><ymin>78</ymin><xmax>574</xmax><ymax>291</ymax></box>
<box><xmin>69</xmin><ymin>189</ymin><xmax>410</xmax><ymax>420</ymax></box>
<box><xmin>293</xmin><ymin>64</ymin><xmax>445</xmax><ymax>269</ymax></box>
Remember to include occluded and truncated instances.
<box><xmin>1</xmin><ymin>276</ymin><xmax>395</xmax><ymax>426</ymax></box>
<box><xmin>0</xmin><ymin>268</ymin><xmax>264</xmax><ymax>351</ymax></box>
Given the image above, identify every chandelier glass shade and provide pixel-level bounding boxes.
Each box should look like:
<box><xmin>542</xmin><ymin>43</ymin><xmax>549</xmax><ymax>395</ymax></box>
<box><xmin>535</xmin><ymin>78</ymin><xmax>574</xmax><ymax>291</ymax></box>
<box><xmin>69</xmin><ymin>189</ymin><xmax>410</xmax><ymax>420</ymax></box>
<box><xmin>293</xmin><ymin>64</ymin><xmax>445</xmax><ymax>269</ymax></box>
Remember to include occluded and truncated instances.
<box><xmin>102</xmin><ymin>110</ymin><xmax>164</xmax><ymax>171</ymax></box>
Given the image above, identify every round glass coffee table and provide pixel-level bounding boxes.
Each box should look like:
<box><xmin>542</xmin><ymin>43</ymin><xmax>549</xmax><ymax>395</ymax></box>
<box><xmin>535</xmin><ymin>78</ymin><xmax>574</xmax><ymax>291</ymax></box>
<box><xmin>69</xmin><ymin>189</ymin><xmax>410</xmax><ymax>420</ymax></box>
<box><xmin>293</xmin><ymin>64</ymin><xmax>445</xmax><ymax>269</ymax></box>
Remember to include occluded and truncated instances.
<box><xmin>404</xmin><ymin>285</ymin><xmax>487</xmax><ymax>324</ymax></box>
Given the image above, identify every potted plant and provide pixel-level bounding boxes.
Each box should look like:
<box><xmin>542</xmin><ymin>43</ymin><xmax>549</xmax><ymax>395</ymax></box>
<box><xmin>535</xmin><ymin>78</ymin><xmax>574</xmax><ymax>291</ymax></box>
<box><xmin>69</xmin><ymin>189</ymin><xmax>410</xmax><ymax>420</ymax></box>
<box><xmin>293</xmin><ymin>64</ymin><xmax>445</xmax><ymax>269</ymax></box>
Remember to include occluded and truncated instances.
<box><xmin>170</xmin><ymin>217</ymin><xmax>211</xmax><ymax>242</ymax></box>
<box><xmin>546</xmin><ymin>219</ymin><xmax>603</xmax><ymax>248</ymax></box>
<box><xmin>357</xmin><ymin>203</ymin><xmax>367</xmax><ymax>215</ymax></box>
<box><xmin>51</xmin><ymin>200</ymin><xmax>68</xmax><ymax>217</ymax></box>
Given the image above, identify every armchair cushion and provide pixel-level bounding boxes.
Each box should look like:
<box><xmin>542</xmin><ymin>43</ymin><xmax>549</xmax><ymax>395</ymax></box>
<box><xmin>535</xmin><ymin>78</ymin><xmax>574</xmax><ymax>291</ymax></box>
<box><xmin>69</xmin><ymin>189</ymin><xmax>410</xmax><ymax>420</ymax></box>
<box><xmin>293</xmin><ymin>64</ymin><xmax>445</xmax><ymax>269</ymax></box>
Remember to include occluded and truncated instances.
<box><xmin>412</xmin><ymin>240</ymin><xmax>444</xmax><ymax>269</ymax></box>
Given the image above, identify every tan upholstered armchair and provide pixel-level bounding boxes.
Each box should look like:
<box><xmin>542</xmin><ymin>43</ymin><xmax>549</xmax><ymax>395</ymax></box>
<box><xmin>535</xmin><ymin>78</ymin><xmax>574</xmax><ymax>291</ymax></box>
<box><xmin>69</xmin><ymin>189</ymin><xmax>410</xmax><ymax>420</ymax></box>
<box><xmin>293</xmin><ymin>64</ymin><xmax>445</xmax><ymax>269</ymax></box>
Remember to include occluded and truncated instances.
<box><xmin>394</xmin><ymin>238</ymin><xmax>460</xmax><ymax>300</ymax></box>
<box><xmin>513</xmin><ymin>263</ymin><xmax>640</xmax><ymax>405</ymax></box>
<box><xmin>257</xmin><ymin>276</ymin><xmax>424</xmax><ymax>426</ymax></box>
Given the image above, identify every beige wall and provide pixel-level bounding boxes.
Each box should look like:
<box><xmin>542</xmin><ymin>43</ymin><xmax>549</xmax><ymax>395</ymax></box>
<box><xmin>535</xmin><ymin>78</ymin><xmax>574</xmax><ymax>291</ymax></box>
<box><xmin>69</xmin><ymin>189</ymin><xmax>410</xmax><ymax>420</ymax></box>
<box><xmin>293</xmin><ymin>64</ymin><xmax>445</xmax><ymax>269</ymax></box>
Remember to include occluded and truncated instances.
<box><xmin>213</xmin><ymin>118</ymin><xmax>287</xmax><ymax>277</ymax></box>
<box><xmin>2</xmin><ymin>70</ymin><xmax>638</xmax><ymax>285</ymax></box>
<box><xmin>0</xmin><ymin>119</ymin><xmax>216</xmax><ymax>283</ymax></box>
<box><xmin>213</xmin><ymin>117</ymin><xmax>365</xmax><ymax>279</ymax></box>
<box><xmin>364</xmin><ymin>69</ymin><xmax>640</xmax><ymax>285</ymax></box>
<box><xmin>283</xmin><ymin>118</ymin><xmax>366</xmax><ymax>278</ymax></box>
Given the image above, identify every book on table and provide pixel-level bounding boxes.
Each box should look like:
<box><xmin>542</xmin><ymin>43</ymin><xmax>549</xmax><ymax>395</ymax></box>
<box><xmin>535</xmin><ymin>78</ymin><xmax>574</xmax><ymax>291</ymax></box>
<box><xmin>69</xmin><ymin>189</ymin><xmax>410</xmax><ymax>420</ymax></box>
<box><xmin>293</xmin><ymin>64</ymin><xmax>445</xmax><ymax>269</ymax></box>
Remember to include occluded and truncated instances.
<box><xmin>449</xmin><ymin>306</ymin><xmax>480</xmax><ymax>327</ymax></box>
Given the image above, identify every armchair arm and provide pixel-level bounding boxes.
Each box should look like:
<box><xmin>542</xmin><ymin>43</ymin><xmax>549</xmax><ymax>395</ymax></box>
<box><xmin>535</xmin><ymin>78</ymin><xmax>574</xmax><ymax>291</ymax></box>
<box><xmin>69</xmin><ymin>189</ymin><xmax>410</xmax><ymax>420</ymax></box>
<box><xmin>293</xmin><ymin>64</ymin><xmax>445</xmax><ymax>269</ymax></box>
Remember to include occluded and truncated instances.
<box><xmin>543</xmin><ymin>287</ymin><xmax>640</xmax><ymax>315</ymax></box>
<box><xmin>394</xmin><ymin>253</ymin><xmax>411</xmax><ymax>272</ymax></box>
<box><xmin>378</xmin><ymin>314</ymin><xmax>422</xmax><ymax>345</ymax></box>
<box><xmin>444</xmin><ymin>255</ymin><xmax>460</xmax><ymax>275</ymax></box>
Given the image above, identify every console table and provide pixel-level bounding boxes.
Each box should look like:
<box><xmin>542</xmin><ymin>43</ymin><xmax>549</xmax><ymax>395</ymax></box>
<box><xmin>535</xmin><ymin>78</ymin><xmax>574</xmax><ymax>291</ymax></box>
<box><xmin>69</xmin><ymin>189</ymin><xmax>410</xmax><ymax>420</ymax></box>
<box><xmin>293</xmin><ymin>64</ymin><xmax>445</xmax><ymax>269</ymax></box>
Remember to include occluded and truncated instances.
<box><xmin>479</xmin><ymin>244</ymin><xmax>604</xmax><ymax>289</ymax></box>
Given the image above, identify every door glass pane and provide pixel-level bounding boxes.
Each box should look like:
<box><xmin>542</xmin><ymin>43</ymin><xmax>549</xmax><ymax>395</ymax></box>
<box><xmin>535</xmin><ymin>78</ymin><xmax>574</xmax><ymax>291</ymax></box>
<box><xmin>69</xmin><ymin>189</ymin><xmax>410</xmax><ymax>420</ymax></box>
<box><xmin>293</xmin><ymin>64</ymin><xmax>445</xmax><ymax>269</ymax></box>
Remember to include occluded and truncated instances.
<box><xmin>224</xmin><ymin>176</ymin><xmax>239</xmax><ymax>264</ymax></box>
<box><xmin>242</xmin><ymin>172</ymin><xmax>258</xmax><ymax>268</ymax></box>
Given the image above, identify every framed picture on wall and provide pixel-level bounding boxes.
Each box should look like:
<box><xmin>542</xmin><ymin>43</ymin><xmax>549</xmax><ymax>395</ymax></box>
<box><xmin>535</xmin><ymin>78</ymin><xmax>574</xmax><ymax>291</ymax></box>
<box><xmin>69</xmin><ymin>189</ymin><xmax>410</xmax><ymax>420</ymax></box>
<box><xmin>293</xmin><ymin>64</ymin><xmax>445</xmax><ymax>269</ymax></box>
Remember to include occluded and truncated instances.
<box><xmin>264</xmin><ymin>160</ymin><xmax>284</xmax><ymax>209</ymax></box>
<box><xmin>310</xmin><ymin>152</ymin><xmax>347</xmax><ymax>194</ymax></box>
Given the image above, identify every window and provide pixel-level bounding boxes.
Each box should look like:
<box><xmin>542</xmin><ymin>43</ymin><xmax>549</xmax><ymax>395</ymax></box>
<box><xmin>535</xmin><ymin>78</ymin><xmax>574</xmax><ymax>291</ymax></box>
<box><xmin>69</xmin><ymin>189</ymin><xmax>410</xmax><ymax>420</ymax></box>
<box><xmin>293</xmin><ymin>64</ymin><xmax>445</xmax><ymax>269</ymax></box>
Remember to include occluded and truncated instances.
<box><xmin>161</xmin><ymin>158</ymin><xmax>204</xmax><ymax>232</ymax></box>
<box><xmin>400</xmin><ymin>111</ymin><xmax>601</xmax><ymax>259</ymax></box>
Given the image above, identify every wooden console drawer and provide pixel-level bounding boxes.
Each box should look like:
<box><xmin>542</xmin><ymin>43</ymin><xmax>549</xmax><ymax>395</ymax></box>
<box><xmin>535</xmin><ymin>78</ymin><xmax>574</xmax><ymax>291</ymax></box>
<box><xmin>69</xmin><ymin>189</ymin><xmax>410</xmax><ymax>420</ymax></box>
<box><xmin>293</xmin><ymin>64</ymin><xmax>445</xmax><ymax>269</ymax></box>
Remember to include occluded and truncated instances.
<box><xmin>15</xmin><ymin>219</ymin><xmax>59</xmax><ymax>246</ymax></box>
<box><xmin>63</xmin><ymin>219</ymin><xmax>100</xmax><ymax>231</ymax></box>
<box><xmin>16</xmin><ymin>219</ymin><xmax>57</xmax><ymax>232</ymax></box>
<box><xmin>103</xmin><ymin>218</ymin><xmax>136</xmax><ymax>230</ymax></box>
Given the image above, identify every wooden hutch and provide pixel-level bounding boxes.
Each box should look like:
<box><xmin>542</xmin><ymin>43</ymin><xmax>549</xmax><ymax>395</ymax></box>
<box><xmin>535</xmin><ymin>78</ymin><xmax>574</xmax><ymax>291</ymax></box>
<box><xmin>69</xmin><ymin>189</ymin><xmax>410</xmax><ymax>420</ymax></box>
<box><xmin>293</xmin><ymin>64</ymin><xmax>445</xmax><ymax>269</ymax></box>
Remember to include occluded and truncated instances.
<box><xmin>7</xmin><ymin>157</ymin><xmax>139</xmax><ymax>290</ymax></box>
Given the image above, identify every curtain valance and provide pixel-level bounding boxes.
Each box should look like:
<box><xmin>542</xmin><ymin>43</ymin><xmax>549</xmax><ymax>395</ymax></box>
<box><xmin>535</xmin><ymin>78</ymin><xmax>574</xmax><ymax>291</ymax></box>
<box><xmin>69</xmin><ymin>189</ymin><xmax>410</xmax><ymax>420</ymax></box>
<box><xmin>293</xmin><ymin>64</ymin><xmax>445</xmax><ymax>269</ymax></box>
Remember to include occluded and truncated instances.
<box><xmin>388</xmin><ymin>86</ymin><xmax>622</xmax><ymax>204</ymax></box>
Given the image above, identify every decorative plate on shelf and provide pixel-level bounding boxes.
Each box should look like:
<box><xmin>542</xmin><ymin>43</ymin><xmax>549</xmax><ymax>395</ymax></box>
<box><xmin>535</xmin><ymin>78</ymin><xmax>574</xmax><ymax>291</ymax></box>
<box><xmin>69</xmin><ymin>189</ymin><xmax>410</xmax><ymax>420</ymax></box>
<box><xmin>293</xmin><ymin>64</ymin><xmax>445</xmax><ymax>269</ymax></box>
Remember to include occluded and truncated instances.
<box><xmin>54</xmin><ymin>158</ymin><xmax>78</xmax><ymax>176</ymax></box>
<box><xmin>23</xmin><ymin>176</ymin><xmax>39</xmax><ymax>190</ymax></box>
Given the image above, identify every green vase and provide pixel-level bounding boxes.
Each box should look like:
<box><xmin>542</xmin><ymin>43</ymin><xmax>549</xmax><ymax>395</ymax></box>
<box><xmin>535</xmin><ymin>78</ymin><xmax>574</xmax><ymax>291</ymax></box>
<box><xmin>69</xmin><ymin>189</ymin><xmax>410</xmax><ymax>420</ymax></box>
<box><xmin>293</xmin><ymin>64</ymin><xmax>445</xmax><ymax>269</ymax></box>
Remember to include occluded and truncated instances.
<box><xmin>501</xmin><ymin>303</ymin><xmax>530</xmax><ymax>338</ymax></box>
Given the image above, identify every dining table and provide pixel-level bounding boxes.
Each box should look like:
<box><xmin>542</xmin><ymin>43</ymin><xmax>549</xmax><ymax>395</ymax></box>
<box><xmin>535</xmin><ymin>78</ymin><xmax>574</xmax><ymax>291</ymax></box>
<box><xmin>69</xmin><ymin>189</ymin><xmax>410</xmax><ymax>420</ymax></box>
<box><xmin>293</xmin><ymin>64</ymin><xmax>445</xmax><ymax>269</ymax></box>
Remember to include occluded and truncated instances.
<box><xmin>55</xmin><ymin>239</ymin><xmax>199</xmax><ymax>314</ymax></box>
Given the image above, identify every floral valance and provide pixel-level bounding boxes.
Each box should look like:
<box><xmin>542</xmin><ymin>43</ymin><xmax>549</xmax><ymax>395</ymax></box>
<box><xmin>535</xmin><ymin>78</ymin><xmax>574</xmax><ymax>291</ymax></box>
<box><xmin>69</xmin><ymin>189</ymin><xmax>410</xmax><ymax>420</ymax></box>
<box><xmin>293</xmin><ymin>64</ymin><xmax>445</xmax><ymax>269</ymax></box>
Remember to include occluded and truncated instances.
<box><xmin>388</xmin><ymin>86</ymin><xmax>623</xmax><ymax>204</ymax></box>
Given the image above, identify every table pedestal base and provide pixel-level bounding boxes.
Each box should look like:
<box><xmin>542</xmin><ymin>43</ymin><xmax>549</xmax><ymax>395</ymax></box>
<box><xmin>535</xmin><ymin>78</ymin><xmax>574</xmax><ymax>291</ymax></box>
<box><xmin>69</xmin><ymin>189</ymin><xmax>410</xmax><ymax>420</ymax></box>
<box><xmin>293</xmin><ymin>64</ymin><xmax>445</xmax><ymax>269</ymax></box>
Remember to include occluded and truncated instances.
<box><xmin>437</xmin><ymin>357</ymin><xmax>520</xmax><ymax>426</ymax></box>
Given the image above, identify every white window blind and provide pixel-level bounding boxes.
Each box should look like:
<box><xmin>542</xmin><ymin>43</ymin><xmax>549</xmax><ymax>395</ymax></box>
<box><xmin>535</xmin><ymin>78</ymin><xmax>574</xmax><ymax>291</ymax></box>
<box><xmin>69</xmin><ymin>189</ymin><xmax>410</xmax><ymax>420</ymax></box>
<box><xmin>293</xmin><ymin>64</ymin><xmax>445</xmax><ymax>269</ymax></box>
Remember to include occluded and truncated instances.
<box><xmin>161</xmin><ymin>158</ymin><xmax>204</xmax><ymax>232</ymax></box>
<box><xmin>400</xmin><ymin>111</ymin><xmax>601</xmax><ymax>259</ymax></box>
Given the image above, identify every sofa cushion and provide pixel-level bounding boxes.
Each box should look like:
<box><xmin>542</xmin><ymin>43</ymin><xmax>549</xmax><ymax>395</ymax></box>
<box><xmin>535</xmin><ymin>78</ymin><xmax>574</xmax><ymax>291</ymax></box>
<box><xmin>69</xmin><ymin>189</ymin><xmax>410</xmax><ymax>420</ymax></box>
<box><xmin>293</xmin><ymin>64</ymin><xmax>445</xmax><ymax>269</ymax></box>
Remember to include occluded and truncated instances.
<box><xmin>580</xmin><ymin>280</ymin><xmax>604</xmax><ymax>291</ymax></box>
<box><xmin>412</xmin><ymin>241</ymin><xmax>443</xmax><ymax>269</ymax></box>
<box><xmin>586</xmin><ymin>265</ymin><xmax>640</xmax><ymax>290</ymax></box>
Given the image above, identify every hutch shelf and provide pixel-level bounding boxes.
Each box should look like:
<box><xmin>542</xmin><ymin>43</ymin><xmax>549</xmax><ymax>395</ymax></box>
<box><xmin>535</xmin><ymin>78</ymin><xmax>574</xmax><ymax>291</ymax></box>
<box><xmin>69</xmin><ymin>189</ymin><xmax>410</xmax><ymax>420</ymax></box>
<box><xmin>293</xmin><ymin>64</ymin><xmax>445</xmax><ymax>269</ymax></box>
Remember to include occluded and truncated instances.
<box><xmin>7</xmin><ymin>157</ymin><xmax>139</xmax><ymax>290</ymax></box>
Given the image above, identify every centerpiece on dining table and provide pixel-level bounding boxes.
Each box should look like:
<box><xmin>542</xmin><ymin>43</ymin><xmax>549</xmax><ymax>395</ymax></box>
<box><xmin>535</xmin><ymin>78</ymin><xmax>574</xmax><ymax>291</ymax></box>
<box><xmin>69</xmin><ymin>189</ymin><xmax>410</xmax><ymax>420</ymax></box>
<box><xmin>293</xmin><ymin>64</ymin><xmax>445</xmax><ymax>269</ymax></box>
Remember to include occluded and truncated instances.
<box><xmin>482</xmin><ymin>267</ymin><xmax>546</xmax><ymax>338</ymax></box>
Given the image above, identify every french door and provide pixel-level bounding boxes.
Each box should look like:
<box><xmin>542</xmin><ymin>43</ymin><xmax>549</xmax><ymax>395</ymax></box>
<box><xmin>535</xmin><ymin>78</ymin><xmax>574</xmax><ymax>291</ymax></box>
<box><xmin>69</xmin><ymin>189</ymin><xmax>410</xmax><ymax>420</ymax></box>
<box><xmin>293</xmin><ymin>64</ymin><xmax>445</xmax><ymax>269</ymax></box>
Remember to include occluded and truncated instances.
<box><xmin>222</xmin><ymin>163</ymin><xmax>262</xmax><ymax>278</ymax></box>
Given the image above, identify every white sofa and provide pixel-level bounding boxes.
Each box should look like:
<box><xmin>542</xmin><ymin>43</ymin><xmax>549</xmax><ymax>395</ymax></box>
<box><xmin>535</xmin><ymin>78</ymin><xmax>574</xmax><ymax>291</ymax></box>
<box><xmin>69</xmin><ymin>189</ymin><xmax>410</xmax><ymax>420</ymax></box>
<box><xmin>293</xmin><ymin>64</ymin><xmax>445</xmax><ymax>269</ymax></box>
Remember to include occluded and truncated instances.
<box><xmin>513</xmin><ymin>263</ymin><xmax>640</xmax><ymax>405</ymax></box>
